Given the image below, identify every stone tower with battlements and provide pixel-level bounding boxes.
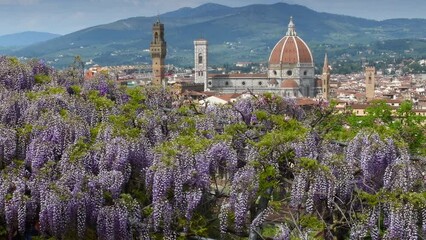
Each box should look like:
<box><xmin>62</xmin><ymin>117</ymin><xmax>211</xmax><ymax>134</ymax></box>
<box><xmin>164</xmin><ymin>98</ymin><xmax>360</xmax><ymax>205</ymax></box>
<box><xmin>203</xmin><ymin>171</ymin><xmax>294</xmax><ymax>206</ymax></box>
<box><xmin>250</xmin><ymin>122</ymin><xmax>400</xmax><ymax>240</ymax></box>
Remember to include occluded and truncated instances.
<box><xmin>194</xmin><ymin>39</ymin><xmax>208</xmax><ymax>90</ymax></box>
<box><xmin>322</xmin><ymin>53</ymin><xmax>330</xmax><ymax>100</ymax></box>
<box><xmin>150</xmin><ymin>19</ymin><xmax>167</xmax><ymax>85</ymax></box>
<box><xmin>365</xmin><ymin>66</ymin><xmax>376</xmax><ymax>100</ymax></box>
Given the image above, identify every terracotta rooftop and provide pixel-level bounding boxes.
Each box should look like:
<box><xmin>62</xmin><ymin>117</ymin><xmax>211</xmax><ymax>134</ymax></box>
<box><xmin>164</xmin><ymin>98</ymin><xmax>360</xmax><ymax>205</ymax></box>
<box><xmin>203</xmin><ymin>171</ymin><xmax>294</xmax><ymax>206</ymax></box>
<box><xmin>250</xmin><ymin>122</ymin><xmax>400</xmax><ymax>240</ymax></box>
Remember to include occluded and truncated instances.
<box><xmin>280</xmin><ymin>79</ymin><xmax>299</xmax><ymax>89</ymax></box>
<box><xmin>296</xmin><ymin>98</ymin><xmax>317</xmax><ymax>106</ymax></box>
<box><xmin>269</xmin><ymin>36</ymin><xmax>313</xmax><ymax>65</ymax></box>
<box><xmin>214</xmin><ymin>93</ymin><xmax>242</xmax><ymax>102</ymax></box>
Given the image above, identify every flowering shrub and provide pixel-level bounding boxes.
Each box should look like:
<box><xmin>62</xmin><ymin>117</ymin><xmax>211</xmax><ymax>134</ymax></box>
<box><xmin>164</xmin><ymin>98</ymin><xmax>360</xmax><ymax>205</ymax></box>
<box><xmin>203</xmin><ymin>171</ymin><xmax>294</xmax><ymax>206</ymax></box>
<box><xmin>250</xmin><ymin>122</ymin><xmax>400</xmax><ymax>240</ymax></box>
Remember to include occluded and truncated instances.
<box><xmin>0</xmin><ymin>58</ymin><xmax>425</xmax><ymax>239</ymax></box>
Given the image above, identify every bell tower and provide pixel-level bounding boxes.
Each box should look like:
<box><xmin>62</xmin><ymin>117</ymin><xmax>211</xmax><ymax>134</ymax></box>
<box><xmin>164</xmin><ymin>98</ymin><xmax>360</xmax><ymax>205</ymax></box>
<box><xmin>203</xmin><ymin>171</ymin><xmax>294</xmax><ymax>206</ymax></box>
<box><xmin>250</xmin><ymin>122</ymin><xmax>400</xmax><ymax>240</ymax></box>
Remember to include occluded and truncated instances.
<box><xmin>322</xmin><ymin>53</ymin><xmax>330</xmax><ymax>100</ymax></box>
<box><xmin>365</xmin><ymin>66</ymin><xmax>376</xmax><ymax>101</ymax></box>
<box><xmin>150</xmin><ymin>19</ymin><xmax>167</xmax><ymax>85</ymax></box>
<box><xmin>194</xmin><ymin>39</ymin><xmax>208</xmax><ymax>90</ymax></box>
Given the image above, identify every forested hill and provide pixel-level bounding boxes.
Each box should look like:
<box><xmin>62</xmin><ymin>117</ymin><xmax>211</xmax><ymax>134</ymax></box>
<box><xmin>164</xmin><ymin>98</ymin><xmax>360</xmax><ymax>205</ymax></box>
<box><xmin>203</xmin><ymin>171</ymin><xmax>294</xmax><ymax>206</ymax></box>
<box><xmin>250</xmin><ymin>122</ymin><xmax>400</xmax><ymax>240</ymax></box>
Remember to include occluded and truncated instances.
<box><xmin>9</xmin><ymin>2</ymin><xmax>426</xmax><ymax>67</ymax></box>
<box><xmin>0</xmin><ymin>31</ymin><xmax>60</xmax><ymax>47</ymax></box>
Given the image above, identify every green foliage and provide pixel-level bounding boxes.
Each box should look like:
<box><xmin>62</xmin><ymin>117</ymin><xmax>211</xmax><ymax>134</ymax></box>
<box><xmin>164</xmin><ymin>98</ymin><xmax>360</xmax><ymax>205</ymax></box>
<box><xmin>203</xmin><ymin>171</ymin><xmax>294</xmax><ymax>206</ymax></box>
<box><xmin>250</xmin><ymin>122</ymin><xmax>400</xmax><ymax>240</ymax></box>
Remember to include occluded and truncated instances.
<box><xmin>187</xmin><ymin>213</ymin><xmax>209</xmax><ymax>237</ymax></box>
<box><xmin>299</xmin><ymin>157</ymin><xmax>329</xmax><ymax>172</ymax></box>
<box><xmin>358</xmin><ymin>189</ymin><xmax>426</xmax><ymax>207</ymax></box>
<box><xmin>256</xmin><ymin>119</ymin><xmax>307</xmax><ymax>156</ymax></box>
<box><xmin>88</xmin><ymin>90</ymin><xmax>115</xmax><ymax>110</ymax></box>
<box><xmin>121</xmin><ymin>87</ymin><xmax>146</xmax><ymax>117</ymax></box>
<box><xmin>0</xmin><ymin>225</ymin><xmax>6</xmax><ymax>238</ymax></box>
<box><xmin>156</xmin><ymin>132</ymin><xmax>213</xmax><ymax>165</ymax></box>
<box><xmin>26</xmin><ymin>87</ymin><xmax>66</xmax><ymax>100</ymax></box>
<box><xmin>261</xmin><ymin>224</ymin><xmax>280</xmax><ymax>237</ymax></box>
<box><xmin>8</xmin><ymin>57</ymin><xmax>20</xmax><ymax>66</ymax></box>
<box><xmin>365</xmin><ymin>100</ymin><xmax>393</xmax><ymax>125</ymax></box>
<box><xmin>345</xmin><ymin>100</ymin><xmax>426</xmax><ymax>155</ymax></box>
<box><xmin>17</xmin><ymin>124</ymin><xmax>33</xmax><ymax>137</ymax></box>
<box><xmin>59</xmin><ymin>109</ymin><xmax>69</xmax><ymax>118</ymax></box>
<box><xmin>391</xmin><ymin>101</ymin><xmax>426</xmax><ymax>155</ymax></box>
<box><xmin>34</xmin><ymin>74</ymin><xmax>51</xmax><ymax>84</ymax></box>
<box><xmin>69</xmin><ymin>138</ymin><xmax>90</xmax><ymax>163</ymax></box>
<box><xmin>109</xmin><ymin>114</ymin><xmax>140</xmax><ymax>138</ymax></box>
<box><xmin>299</xmin><ymin>214</ymin><xmax>325</xmax><ymax>237</ymax></box>
<box><xmin>70</xmin><ymin>85</ymin><xmax>82</xmax><ymax>95</ymax></box>
<box><xmin>358</xmin><ymin>191</ymin><xmax>381</xmax><ymax>206</ymax></box>
<box><xmin>46</xmin><ymin>87</ymin><xmax>66</xmax><ymax>95</ymax></box>
<box><xmin>90</xmin><ymin>123</ymin><xmax>103</xmax><ymax>141</ymax></box>
<box><xmin>254</xmin><ymin>110</ymin><xmax>269</xmax><ymax>121</ymax></box>
<box><xmin>259</xmin><ymin>165</ymin><xmax>279</xmax><ymax>195</ymax></box>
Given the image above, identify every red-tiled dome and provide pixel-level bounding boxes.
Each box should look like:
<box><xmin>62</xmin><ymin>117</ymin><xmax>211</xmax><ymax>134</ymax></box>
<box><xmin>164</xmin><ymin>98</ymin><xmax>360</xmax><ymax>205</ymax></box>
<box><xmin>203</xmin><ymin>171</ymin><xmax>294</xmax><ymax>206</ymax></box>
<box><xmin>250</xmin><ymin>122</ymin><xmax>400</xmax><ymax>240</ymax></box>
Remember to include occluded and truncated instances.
<box><xmin>269</xmin><ymin>17</ymin><xmax>313</xmax><ymax>65</ymax></box>
<box><xmin>268</xmin><ymin>79</ymin><xmax>278</xmax><ymax>85</ymax></box>
<box><xmin>280</xmin><ymin>79</ymin><xmax>299</xmax><ymax>89</ymax></box>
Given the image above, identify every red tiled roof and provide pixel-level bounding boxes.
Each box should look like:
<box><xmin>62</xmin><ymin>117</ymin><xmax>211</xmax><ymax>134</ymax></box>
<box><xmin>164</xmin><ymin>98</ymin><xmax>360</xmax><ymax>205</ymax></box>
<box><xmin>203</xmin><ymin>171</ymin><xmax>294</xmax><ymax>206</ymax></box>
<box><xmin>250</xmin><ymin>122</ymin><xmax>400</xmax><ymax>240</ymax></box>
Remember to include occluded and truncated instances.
<box><xmin>214</xmin><ymin>93</ymin><xmax>242</xmax><ymax>102</ymax></box>
<box><xmin>269</xmin><ymin>36</ymin><xmax>313</xmax><ymax>65</ymax></box>
<box><xmin>296</xmin><ymin>98</ymin><xmax>317</xmax><ymax>106</ymax></box>
<box><xmin>280</xmin><ymin>79</ymin><xmax>299</xmax><ymax>88</ymax></box>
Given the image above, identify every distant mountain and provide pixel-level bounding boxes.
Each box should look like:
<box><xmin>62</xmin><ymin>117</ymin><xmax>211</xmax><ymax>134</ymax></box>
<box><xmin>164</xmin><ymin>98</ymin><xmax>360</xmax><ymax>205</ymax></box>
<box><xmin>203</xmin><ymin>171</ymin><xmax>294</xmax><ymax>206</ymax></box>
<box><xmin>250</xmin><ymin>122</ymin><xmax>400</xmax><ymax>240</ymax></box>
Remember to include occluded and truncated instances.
<box><xmin>10</xmin><ymin>3</ymin><xmax>426</xmax><ymax>67</ymax></box>
<box><xmin>0</xmin><ymin>31</ymin><xmax>61</xmax><ymax>47</ymax></box>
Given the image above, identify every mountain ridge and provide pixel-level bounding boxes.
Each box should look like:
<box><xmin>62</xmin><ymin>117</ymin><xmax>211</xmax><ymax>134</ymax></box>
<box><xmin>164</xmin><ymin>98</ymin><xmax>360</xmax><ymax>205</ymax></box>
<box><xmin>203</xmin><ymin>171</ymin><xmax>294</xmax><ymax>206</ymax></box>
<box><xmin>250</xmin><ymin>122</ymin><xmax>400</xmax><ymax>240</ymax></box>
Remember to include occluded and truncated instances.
<box><xmin>0</xmin><ymin>31</ymin><xmax>61</xmax><ymax>47</ymax></box>
<box><xmin>6</xmin><ymin>2</ymin><xmax>426</xmax><ymax>67</ymax></box>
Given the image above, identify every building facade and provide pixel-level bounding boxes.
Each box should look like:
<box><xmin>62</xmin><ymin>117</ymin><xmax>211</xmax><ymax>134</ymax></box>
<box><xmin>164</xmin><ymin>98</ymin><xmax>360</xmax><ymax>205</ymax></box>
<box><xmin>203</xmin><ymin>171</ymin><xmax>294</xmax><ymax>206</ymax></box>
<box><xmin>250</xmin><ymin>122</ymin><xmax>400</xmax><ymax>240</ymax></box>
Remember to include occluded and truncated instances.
<box><xmin>365</xmin><ymin>66</ymin><xmax>376</xmax><ymax>100</ymax></box>
<box><xmin>322</xmin><ymin>53</ymin><xmax>331</xmax><ymax>100</ymax></box>
<box><xmin>194</xmin><ymin>39</ymin><xmax>208</xmax><ymax>90</ymax></box>
<box><xmin>150</xmin><ymin>20</ymin><xmax>167</xmax><ymax>85</ymax></box>
<box><xmin>201</xmin><ymin>17</ymin><xmax>319</xmax><ymax>98</ymax></box>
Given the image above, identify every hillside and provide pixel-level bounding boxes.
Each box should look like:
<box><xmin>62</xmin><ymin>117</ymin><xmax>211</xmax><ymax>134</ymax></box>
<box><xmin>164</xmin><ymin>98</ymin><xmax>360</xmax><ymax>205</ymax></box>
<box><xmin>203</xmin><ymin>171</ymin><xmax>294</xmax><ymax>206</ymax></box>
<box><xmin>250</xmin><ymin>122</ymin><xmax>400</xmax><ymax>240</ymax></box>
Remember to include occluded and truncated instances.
<box><xmin>0</xmin><ymin>31</ymin><xmax>60</xmax><ymax>47</ymax></box>
<box><xmin>8</xmin><ymin>3</ymin><xmax>426</xmax><ymax>67</ymax></box>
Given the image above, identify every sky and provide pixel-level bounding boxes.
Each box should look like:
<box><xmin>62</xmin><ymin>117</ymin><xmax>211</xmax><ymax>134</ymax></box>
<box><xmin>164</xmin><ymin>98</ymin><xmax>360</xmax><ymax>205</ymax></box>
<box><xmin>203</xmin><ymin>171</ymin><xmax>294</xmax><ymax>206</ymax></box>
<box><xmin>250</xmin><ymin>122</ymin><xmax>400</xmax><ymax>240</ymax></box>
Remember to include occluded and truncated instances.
<box><xmin>0</xmin><ymin>0</ymin><xmax>425</xmax><ymax>36</ymax></box>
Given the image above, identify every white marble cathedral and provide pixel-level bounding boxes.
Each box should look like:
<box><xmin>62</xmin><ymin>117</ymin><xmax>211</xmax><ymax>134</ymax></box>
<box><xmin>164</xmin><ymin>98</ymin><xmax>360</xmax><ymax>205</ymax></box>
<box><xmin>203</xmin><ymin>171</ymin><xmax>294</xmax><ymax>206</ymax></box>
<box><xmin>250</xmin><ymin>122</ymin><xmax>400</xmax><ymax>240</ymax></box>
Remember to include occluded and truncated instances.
<box><xmin>195</xmin><ymin>17</ymin><xmax>322</xmax><ymax>98</ymax></box>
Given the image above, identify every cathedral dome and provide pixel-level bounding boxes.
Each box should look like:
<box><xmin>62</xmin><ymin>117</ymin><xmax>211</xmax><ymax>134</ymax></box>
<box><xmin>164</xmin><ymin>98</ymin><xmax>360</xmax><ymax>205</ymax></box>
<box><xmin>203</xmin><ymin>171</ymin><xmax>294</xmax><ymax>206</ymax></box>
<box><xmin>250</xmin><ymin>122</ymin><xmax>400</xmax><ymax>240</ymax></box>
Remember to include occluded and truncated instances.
<box><xmin>280</xmin><ymin>79</ymin><xmax>299</xmax><ymax>89</ymax></box>
<box><xmin>269</xmin><ymin>17</ymin><xmax>313</xmax><ymax>65</ymax></box>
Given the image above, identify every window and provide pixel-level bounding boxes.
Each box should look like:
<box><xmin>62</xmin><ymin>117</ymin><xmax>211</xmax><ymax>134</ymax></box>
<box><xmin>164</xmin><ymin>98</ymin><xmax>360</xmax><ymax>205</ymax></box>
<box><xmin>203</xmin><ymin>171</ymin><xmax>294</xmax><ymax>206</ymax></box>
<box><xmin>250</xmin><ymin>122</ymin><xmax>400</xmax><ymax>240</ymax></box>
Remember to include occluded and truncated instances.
<box><xmin>198</xmin><ymin>53</ymin><xmax>203</xmax><ymax>64</ymax></box>
<box><xmin>287</xmin><ymin>70</ymin><xmax>292</xmax><ymax>76</ymax></box>
<box><xmin>208</xmin><ymin>81</ymin><xmax>212</xmax><ymax>86</ymax></box>
<box><xmin>154</xmin><ymin>32</ymin><xmax>158</xmax><ymax>43</ymax></box>
<box><xmin>258</xmin><ymin>81</ymin><xmax>262</xmax><ymax>86</ymax></box>
<box><xmin>304</xmin><ymin>70</ymin><xmax>307</xmax><ymax>76</ymax></box>
<box><xmin>242</xmin><ymin>81</ymin><xmax>246</xmax><ymax>86</ymax></box>
<box><xmin>225</xmin><ymin>81</ymin><xmax>229</xmax><ymax>86</ymax></box>
<box><xmin>368</xmin><ymin>76</ymin><xmax>372</xmax><ymax>84</ymax></box>
<box><xmin>273</xmin><ymin>70</ymin><xmax>277</xmax><ymax>75</ymax></box>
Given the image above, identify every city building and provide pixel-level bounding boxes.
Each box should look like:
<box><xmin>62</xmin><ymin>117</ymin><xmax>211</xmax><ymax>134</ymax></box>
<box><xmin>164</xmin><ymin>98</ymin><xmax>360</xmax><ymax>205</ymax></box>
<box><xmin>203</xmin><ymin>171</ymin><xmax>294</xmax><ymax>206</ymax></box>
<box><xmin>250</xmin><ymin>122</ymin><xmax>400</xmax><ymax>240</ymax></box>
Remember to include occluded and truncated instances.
<box><xmin>194</xmin><ymin>39</ymin><xmax>208</xmax><ymax>90</ymax></box>
<box><xmin>365</xmin><ymin>66</ymin><xmax>376</xmax><ymax>100</ymax></box>
<box><xmin>150</xmin><ymin>19</ymin><xmax>167</xmax><ymax>85</ymax></box>
<box><xmin>322</xmin><ymin>53</ymin><xmax>331</xmax><ymax>100</ymax></box>
<box><xmin>197</xmin><ymin>17</ymin><xmax>321</xmax><ymax>98</ymax></box>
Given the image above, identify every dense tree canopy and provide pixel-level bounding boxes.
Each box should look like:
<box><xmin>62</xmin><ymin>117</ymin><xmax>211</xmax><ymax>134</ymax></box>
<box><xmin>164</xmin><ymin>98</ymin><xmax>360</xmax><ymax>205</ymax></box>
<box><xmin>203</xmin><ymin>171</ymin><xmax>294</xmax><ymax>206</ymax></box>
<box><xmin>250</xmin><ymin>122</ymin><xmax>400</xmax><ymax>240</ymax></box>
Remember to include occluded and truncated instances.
<box><xmin>0</xmin><ymin>56</ymin><xmax>425</xmax><ymax>239</ymax></box>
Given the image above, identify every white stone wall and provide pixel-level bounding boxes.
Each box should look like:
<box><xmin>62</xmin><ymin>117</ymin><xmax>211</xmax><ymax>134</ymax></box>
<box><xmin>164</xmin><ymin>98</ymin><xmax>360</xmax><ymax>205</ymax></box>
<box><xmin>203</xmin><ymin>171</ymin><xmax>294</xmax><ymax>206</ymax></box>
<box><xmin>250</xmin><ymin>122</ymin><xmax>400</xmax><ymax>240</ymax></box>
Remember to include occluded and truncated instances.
<box><xmin>209</xmin><ymin>77</ymin><xmax>270</xmax><ymax>93</ymax></box>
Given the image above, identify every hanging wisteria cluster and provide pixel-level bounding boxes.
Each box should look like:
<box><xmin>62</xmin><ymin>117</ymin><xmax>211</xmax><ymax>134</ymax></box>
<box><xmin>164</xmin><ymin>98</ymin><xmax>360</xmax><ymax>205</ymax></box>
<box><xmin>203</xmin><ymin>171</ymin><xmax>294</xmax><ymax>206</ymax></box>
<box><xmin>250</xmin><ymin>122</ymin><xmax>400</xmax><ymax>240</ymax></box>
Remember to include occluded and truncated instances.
<box><xmin>0</xmin><ymin>57</ymin><xmax>425</xmax><ymax>239</ymax></box>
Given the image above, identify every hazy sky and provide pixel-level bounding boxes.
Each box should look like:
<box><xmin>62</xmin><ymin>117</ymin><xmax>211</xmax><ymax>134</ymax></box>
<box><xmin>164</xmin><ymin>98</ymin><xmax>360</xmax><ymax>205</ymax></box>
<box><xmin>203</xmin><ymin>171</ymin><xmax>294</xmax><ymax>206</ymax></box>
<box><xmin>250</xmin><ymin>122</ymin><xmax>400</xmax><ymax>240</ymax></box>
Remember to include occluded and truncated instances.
<box><xmin>0</xmin><ymin>0</ymin><xmax>424</xmax><ymax>36</ymax></box>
